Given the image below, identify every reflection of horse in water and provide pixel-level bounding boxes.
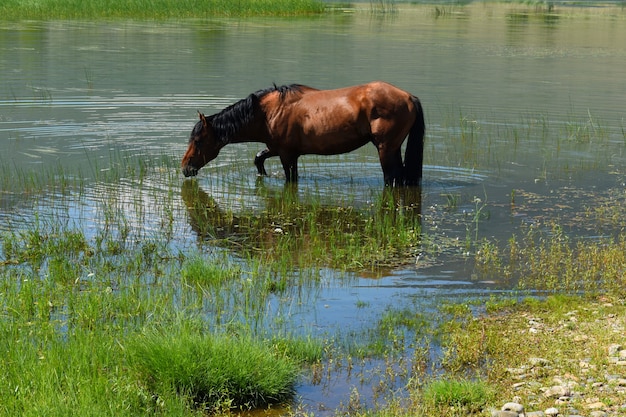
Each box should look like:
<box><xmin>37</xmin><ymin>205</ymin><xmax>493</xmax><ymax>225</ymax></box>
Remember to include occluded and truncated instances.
<box><xmin>181</xmin><ymin>82</ymin><xmax>425</xmax><ymax>186</ymax></box>
<box><xmin>181</xmin><ymin>180</ymin><xmax>422</xmax><ymax>267</ymax></box>
<box><xmin>181</xmin><ymin>179</ymin><xmax>240</xmax><ymax>240</ymax></box>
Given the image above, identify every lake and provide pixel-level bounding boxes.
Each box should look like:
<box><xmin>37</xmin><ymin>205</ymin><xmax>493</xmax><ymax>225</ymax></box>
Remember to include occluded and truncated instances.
<box><xmin>1</xmin><ymin>3</ymin><xmax>625</xmax><ymax>413</ymax></box>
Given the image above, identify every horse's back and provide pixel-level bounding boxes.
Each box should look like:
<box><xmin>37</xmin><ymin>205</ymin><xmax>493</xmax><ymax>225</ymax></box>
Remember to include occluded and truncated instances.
<box><xmin>264</xmin><ymin>81</ymin><xmax>419</xmax><ymax>155</ymax></box>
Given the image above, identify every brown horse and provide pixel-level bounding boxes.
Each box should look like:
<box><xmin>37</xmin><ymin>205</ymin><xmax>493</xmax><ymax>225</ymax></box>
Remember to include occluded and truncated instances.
<box><xmin>181</xmin><ymin>81</ymin><xmax>425</xmax><ymax>186</ymax></box>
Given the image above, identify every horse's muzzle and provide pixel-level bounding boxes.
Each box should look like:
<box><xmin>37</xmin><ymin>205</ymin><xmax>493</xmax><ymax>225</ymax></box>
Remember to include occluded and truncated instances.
<box><xmin>182</xmin><ymin>165</ymin><xmax>198</xmax><ymax>177</ymax></box>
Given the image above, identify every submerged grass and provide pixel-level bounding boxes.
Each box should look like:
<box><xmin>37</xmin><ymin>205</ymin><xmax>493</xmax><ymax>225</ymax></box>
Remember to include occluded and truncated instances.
<box><xmin>182</xmin><ymin>179</ymin><xmax>423</xmax><ymax>272</ymax></box>
<box><xmin>0</xmin><ymin>0</ymin><xmax>326</xmax><ymax>19</ymax></box>
<box><xmin>473</xmin><ymin>220</ymin><xmax>626</xmax><ymax>296</ymax></box>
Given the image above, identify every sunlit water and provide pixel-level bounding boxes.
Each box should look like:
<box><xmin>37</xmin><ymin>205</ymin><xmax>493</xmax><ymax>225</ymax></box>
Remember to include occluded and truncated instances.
<box><xmin>1</xmin><ymin>3</ymin><xmax>626</xmax><ymax>414</ymax></box>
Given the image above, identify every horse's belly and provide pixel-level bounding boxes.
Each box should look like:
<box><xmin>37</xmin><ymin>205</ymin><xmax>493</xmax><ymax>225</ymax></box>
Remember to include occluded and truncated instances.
<box><xmin>298</xmin><ymin>111</ymin><xmax>370</xmax><ymax>155</ymax></box>
<box><xmin>300</xmin><ymin>133</ymin><xmax>370</xmax><ymax>156</ymax></box>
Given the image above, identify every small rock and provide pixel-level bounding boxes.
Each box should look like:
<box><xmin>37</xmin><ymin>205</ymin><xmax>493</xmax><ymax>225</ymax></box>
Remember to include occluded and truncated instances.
<box><xmin>507</xmin><ymin>367</ymin><xmax>527</xmax><ymax>375</ymax></box>
<box><xmin>543</xmin><ymin>385</ymin><xmax>570</xmax><ymax>398</ymax></box>
<box><xmin>526</xmin><ymin>412</ymin><xmax>546</xmax><ymax>417</ymax></box>
<box><xmin>502</xmin><ymin>402</ymin><xmax>524</xmax><ymax>414</ymax></box>
<box><xmin>608</xmin><ymin>344</ymin><xmax>622</xmax><ymax>356</ymax></box>
<box><xmin>529</xmin><ymin>357</ymin><xmax>551</xmax><ymax>367</ymax></box>
<box><xmin>589</xmin><ymin>412</ymin><xmax>607</xmax><ymax>417</ymax></box>
<box><xmin>609</xmin><ymin>378</ymin><xmax>626</xmax><ymax>386</ymax></box>
<box><xmin>545</xmin><ymin>407</ymin><xmax>559</xmax><ymax>416</ymax></box>
<box><xmin>492</xmin><ymin>411</ymin><xmax>519</xmax><ymax>417</ymax></box>
<box><xmin>586</xmin><ymin>401</ymin><xmax>606</xmax><ymax>410</ymax></box>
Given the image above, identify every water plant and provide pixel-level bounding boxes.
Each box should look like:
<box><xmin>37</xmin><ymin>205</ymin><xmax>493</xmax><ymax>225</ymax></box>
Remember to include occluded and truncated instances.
<box><xmin>370</xmin><ymin>0</ymin><xmax>397</xmax><ymax>14</ymax></box>
<box><xmin>182</xmin><ymin>179</ymin><xmax>423</xmax><ymax>272</ymax></box>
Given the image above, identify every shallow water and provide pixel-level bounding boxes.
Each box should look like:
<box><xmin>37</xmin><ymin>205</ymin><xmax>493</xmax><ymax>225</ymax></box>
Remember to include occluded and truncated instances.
<box><xmin>1</xmin><ymin>3</ymin><xmax>626</xmax><ymax>414</ymax></box>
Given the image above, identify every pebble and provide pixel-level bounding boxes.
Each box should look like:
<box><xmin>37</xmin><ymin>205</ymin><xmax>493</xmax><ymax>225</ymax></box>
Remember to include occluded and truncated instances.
<box><xmin>543</xmin><ymin>385</ymin><xmax>571</xmax><ymax>398</ymax></box>
<box><xmin>529</xmin><ymin>357</ymin><xmax>551</xmax><ymax>367</ymax></box>
<box><xmin>586</xmin><ymin>401</ymin><xmax>606</xmax><ymax>410</ymax></box>
<box><xmin>502</xmin><ymin>402</ymin><xmax>525</xmax><ymax>414</ymax></box>
<box><xmin>608</xmin><ymin>344</ymin><xmax>622</xmax><ymax>356</ymax></box>
<box><xmin>492</xmin><ymin>411</ymin><xmax>518</xmax><ymax>417</ymax></box>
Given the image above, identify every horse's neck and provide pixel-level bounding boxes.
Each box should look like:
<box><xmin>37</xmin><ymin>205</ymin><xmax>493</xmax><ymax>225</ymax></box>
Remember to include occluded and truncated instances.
<box><xmin>228</xmin><ymin>92</ymin><xmax>291</xmax><ymax>144</ymax></box>
<box><xmin>227</xmin><ymin>117</ymin><xmax>269</xmax><ymax>145</ymax></box>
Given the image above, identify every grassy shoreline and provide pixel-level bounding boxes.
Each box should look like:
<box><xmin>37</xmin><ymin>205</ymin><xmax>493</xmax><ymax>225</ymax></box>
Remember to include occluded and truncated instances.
<box><xmin>0</xmin><ymin>0</ymin><xmax>327</xmax><ymax>20</ymax></box>
<box><xmin>3</xmin><ymin>0</ymin><xmax>625</xmax><ymax>20</ymax></box>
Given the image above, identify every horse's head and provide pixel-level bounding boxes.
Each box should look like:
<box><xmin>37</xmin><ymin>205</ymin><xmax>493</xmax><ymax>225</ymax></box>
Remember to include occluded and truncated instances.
<box><xmin>181</xmin><ymin>112</ymin><xmax>222</xmax><ymax>177</ymax></box>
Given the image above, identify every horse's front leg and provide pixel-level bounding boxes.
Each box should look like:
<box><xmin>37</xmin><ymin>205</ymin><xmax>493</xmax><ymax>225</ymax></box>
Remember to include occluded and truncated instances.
<box><xmin>279</xmin><ymin>154</ymin><xmax>299</xmax><ymax>182</ymax></box>
<box><xmin>254</xmin><ymin>148</ymin><xmax>276</xmax><ymax>176</ymax></box>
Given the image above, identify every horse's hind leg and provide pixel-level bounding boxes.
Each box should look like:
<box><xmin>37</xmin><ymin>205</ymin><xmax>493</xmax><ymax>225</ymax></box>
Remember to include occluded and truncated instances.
<box><xmin>378</xmin><ymin>148</ymin><xmax>404</xmax><ymax>186</ymax></box>
<box><xmin>254</xmin><ymin>148</ymin><xmax>276</xmax><ymax>176</ymax></box>
<box><xmin>279</xmin><ymin>154</ymin><xmax>299</xmax><ymax>182</ymax></box>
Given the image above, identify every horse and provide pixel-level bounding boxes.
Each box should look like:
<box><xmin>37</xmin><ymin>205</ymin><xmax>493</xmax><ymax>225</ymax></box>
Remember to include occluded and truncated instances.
<box><xmin>181</xmin><ymin>81</ymin><xmax>425</xmax><ymax>186</ymax></box>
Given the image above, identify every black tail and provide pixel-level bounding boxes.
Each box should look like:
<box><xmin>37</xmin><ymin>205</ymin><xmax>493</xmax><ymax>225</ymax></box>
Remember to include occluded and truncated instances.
<box><xmin>403</xmin><ymin>96</ymin><xmax>425</xmax><ymax>186</ymax></box>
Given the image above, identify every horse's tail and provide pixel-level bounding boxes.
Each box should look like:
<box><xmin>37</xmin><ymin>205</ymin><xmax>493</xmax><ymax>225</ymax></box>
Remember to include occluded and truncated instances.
<box><xmin>403</xmin><ymin>96</ymin><xmax>425</xmax><ymax>186</ymax></box>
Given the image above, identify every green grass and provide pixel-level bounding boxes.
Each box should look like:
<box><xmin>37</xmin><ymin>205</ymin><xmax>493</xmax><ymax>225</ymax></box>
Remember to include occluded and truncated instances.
<box><xmin>0</xmin><ymin>0</ymin><xmax>326</xmax><ymax>19</ymax></box>
<box><xmin>180</xmin><ymin>256</ymin><xmax>240</xmax><ymax>287</ymax></box>
<box><xmin>473</xmin><ymin>221</ymin><xmax>626</xmax><ymax>296</ymax></box>
<box><xmin>421</xmin><ymin>379</ymin><xmax>494</xmax><ymax>413</ymax></box>
<box><xmin>129</xmin><ymin>327</ymin><xmax>300</xmax><ymax>411</ymax></box>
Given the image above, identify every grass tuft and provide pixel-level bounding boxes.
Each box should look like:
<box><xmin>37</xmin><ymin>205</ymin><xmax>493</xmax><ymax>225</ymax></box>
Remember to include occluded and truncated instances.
<box><xmin>420</xmin><ymin>379</ymin><xmax>493</xmax><ymax>414</ymax></box>
<box><xmin>180</xmin><ymin>256</ymin><xmax>239</xmax><ymax>288</ymax></box>
<box><xmin>128</xmin><ymin>327</ymin><xmax>300</xmax><ymax>411</ymax></box>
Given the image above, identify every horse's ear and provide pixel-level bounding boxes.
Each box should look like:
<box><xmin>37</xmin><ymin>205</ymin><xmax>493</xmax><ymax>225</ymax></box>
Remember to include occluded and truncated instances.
<box><xmin>198</xmin><ymin>111</ymin><xmax>208</xmax><ymax>127</ymax></box>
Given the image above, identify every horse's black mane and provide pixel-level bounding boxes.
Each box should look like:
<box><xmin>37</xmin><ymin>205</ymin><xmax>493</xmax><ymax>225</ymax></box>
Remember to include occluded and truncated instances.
<box><xmin>206</xmin><ymin>84</ymin><xmax>304</xmax><ymax>144</ymax></box>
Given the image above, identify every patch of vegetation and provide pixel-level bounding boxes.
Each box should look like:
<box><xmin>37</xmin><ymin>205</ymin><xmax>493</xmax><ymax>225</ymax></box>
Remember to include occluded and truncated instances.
<box><xmin>129</xmin><ymin>327</ymin><xmax>300</xmax><ymax>411</ymax></box>
<box><xmin>420</xmin><ymin>379</ymin><xmax>494</xmax><ymax>414</ymax></box>
<box><xmin>0</xmin><ymin>0</ymin><xmax>326</xmax><ymax>19</ymax></box>
<box><xmin>182</xmin><ymin>179</ymin><xmax>423</xmax><ymax>272</ymax></box>
<box><xmin>473</xmin><ymin>221</ymin><xmax>626</xmax><ymax>296</ymax></box>
<box><xmin>180</xmin><ymin>255</ymin><xmax>240</xmax><ymax>288</ymax></box>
